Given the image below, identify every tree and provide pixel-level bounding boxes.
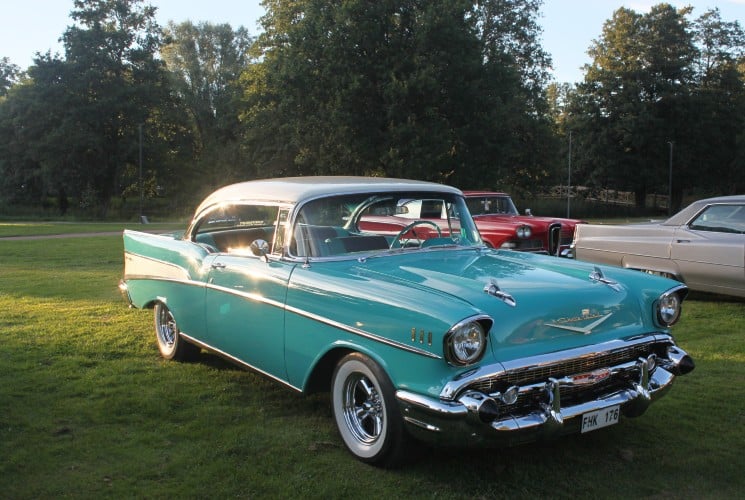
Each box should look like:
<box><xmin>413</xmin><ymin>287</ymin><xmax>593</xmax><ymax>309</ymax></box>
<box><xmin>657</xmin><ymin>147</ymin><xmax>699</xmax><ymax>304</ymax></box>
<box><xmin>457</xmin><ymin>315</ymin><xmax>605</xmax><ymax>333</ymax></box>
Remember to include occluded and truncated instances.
<box><xmin>161</xmin><ymin>21</ymin><xmax>254</xmax><ymax>189</ymax></box>
<box><xmin>568</xmin><ymin>4</ymin><xmax>745</xmax><ymax>209</ymax></box>
<box><xmin>570</xmin><ymin>4</ymin><xmax>698</xmax><ymax>209</ymax></box>
<box><xmin>0</xmin><ymin>57</ymin><xmax>22</xmax><ymax>97</ymax></box>
<box><xmin>688</xmin><ymin>8</ymin><xmax>745</xmax><ymax>195</ymax></box>
<box><xmin>0</xmin><ymin>0</ymin><xmax>188</xmax><ymax>216</ymax></box>
<box><xmin>240</xmin><ymin>0</ymin><xmax>555</xmax><ymax>191</ymax></box>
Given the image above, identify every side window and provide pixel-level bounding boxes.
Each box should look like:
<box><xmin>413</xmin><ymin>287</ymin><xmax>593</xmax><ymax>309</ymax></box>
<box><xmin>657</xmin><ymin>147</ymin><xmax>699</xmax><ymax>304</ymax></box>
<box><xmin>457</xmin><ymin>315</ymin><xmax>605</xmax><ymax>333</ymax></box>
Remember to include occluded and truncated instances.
<box><xmin>690</xmin><ymin>204</ymin><xmax>745</xmax><ymax>234</ymax></box>
<box><xmin>193</xmin><ymin>204</ymin><xmax>280</xmax><ymax>254</ymax></box>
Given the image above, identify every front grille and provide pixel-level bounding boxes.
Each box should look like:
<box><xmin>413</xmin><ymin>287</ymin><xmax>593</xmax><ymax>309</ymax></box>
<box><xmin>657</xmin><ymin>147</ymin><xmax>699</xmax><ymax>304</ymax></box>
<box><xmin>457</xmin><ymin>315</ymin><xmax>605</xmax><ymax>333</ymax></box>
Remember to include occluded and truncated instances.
<box><xmin>515</xmin><ymin>239</ymin><xmax>544</xmax><ymax>251</ymax></box>
<box><xmin>465</xmin><ymin>341</ymin><xmax>668</xmax><ymax>419</ymax></box>
<box><xmin>471</xmin><ymin>342</ymin><xmax>658</xmax><ymax>394</ymax></box>
<box><xmin>505</xmin><ymin>376</ymin><xmax>634</xmax><ymax>416</ymax></box>
<box><xmin>549</xmin><ymin>223</ymin><xmax>561</xmax><ymax>255</ymax></box>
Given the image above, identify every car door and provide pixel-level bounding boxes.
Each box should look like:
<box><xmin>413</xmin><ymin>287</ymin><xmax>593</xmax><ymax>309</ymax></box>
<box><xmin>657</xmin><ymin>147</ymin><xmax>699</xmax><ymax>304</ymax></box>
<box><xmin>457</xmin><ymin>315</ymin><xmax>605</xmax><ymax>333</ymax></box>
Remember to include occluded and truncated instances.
<box><xmin>193</xmin><ymin>203</ymin><xmax>296</xmax><ymax>380</ymax></box>
<box><xmin>204</xmin><ymin>254</ymin><xmax>295</xmax><ymax>379</ymax></box>
<box><xmin>670</xmin><ymin>204</ymin><xmax>745</xmax><ymax>295</ymax></box>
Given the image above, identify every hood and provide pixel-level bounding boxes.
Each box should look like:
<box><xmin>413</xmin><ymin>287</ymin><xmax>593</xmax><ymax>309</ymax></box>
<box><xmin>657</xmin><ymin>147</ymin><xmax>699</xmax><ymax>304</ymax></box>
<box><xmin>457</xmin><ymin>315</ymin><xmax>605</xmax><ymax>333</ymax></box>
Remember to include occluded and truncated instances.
<box><xmin>354</xmin><ymin>248</ymin><xmax>667</xmax><ymax>361</ymax></box>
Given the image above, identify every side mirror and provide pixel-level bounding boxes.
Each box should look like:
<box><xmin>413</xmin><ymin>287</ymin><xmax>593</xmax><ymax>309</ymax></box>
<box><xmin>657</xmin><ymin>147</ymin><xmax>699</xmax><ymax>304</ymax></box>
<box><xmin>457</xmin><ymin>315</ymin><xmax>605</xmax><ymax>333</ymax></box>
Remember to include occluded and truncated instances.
<box><xmin>525</xmin><ymin>209</ymin><xmax>533</xmax><ymax>216</ymax></box>
<box><xmin>249</xmin><ymin>239</ymin><xmax>270</xmax><ymax>257</ymax></box>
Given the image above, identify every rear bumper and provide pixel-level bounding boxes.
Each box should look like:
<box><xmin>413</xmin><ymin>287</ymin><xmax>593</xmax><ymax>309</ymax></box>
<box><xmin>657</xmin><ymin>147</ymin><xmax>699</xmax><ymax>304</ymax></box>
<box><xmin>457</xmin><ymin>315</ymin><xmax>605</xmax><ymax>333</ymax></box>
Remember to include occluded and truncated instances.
<box><xmin>396</xmin><ymin>346</ymin><xmax>693</xmax><ymax>447</ymax></box>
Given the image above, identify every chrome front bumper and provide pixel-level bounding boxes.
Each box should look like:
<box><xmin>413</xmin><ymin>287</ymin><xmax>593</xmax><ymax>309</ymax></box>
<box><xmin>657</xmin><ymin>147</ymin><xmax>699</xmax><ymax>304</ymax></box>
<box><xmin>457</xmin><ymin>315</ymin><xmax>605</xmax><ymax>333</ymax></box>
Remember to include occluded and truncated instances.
<box><xmin>396</xmin><ymin>345</ymin><xmax>693</xmax><ymax>447</ymax></box>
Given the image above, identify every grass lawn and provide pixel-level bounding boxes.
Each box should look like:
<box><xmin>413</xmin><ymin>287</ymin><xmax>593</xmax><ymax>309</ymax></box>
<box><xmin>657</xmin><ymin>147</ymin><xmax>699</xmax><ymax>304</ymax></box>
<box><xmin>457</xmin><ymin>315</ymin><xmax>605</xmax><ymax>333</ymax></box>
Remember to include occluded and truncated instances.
<box><xmin>0</xmin><ymin>221</ymin><xmax>182</xmax><ymax>238</ymax></box>
<box><xmin>1</xmin><ymin>233</ymin><xmax>743</xmax><ymax>498</ymax></box>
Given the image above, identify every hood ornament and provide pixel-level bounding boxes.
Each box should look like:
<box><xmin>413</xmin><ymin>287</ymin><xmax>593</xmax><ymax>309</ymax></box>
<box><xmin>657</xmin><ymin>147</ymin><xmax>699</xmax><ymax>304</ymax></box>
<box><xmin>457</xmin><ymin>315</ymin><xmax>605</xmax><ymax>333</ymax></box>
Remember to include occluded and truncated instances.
<box><xmin>589</xmin><ymin>266</ymin><xmax>622</xmax><ymax>292</ymax></box>
<box><xmin>483</xmin><ymin>279</ymin><xmax>516</xmax><ymax>307</ymax></box>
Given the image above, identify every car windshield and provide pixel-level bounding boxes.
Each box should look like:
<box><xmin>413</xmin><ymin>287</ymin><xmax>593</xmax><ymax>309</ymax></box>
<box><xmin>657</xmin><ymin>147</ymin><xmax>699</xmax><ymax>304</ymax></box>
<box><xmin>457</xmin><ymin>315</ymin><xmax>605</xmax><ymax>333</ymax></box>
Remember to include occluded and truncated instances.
<box><xmin>466</xmin><ymin>195</ymin><xmax>519</xmax><ymax>216</ymax></box>
<box><xmin>290</xmin><ymin>191</ymin><xmax>482</xmax><ymax>258</ymax></box>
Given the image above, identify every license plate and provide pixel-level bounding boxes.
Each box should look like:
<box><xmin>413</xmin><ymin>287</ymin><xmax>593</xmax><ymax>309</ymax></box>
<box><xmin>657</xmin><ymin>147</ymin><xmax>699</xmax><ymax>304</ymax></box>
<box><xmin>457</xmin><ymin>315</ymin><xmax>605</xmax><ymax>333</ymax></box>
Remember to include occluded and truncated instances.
<box><xmin>581</xmin><ymin>405</ymin><xmax>620</xmax><ymax>433</ymax></box>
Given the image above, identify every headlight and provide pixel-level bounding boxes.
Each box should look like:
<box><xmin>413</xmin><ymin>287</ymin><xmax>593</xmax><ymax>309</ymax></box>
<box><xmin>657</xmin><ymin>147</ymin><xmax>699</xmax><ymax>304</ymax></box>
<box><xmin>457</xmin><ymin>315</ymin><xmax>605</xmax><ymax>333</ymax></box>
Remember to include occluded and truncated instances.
<box><xmin>516</xmin><ymin>225</ymin><xmax>532</xmax><ymax>239</ymax></box>
<box><xmin>444</xmin><ymin>320</ymin><xmax>487</xmax><ymax>366</ymax></box>
<box><xmin>655</xmin><ymin>288</ymin><xmax>686</xmax><ymax>327</ymax></box>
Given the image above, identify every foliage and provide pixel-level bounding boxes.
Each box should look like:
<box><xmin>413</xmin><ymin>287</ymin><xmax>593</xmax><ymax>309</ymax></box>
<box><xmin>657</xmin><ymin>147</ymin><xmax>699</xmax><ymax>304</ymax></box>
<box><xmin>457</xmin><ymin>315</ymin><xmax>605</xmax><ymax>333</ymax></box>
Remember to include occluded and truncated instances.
<box><xmin>0</xmin><ymin>57</ymin><xmax>22</xmax><ymax>97</ymax></box>
<box><xmin>566</xmin><ymin>4</ymin><xmax>745</xmax><ymax>210</ymax></box>
<box><xmin>1</xmin><ymin>1</ymin><xmax>743</xmax><ymax>219</ymax></box>
<box><xmin>0</xmin><ymin>233</ymin><xmax>743</xmax><ymax>497</ymax></box>
<box><xmin>161</xmin><ymin>21</ymin><xmax>255</xmax><ymax>191</ymax></box>
<box><xmin>0</xmin><ymin>0</ymin><xmax>189</xmax><ymax>217</ymax></box>
<box><xmin>241</xmin><ymin>0</ymin><xmax>556</xmax><ymax>191</ymax></box>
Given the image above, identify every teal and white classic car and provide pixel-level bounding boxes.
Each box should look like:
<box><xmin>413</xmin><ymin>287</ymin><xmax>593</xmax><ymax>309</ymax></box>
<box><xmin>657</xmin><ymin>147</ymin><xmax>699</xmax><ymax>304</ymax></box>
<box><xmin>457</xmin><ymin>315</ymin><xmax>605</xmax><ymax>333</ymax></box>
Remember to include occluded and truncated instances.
<box><xmin>121</xmin><ymin>177</ymin><xmax>694</xmax><ymax>466</ymax></box>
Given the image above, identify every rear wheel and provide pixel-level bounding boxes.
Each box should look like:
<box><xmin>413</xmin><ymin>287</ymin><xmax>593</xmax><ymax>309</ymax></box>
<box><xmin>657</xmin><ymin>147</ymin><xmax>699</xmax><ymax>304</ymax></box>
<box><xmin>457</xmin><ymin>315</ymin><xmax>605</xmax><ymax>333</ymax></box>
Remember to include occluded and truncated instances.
<box><xmin>153</xmin><ymin>302</ymin><xmax>199</xmax><ymax>361</ymax></box>
<box><xmin>331</xmin><ymin>352</ymin><xmax>408</xmax><ymax>466</ymax></box>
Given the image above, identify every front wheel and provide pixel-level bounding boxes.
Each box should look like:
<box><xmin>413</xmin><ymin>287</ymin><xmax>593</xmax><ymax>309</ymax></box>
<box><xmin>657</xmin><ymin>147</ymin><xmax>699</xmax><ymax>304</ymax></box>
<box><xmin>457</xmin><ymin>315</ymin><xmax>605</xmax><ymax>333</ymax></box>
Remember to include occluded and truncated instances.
<box><xmin>331</xmin><ymin>353</ymin><xmax>408</xmax><ymax>466</ymax></box>
<box><xmin>153</xmin><ymin>302</ymin><xmax>199</xmax><ymax>361</ymax></box>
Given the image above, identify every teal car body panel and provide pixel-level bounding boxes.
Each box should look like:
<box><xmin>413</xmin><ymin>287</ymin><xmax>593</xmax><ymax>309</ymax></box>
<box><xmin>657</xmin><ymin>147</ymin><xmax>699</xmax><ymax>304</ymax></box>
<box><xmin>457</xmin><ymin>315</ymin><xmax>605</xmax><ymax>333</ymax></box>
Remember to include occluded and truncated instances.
<box><xmin>121</xmin><ymin>177</ymin><xmax>694</xmax><ymax>460</ymax></box>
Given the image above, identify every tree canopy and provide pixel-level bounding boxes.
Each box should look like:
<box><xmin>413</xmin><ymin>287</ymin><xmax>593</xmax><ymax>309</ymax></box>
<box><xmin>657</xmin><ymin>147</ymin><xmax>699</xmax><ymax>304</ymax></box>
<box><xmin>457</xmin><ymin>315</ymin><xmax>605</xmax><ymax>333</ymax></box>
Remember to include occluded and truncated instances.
<box><xmin>566</xmin><ymin>4</ymin><xmax>745</xmax><ymax>210</ymax></box>
<box><xmin>241</xmin><ymin>0</ymin><xmax>555</xmax><ymax>191</ymax></box>
<box><xmin>0</xmin><ymin>1</ymin><xmax>743</xmax><ymax>218</ymax></box>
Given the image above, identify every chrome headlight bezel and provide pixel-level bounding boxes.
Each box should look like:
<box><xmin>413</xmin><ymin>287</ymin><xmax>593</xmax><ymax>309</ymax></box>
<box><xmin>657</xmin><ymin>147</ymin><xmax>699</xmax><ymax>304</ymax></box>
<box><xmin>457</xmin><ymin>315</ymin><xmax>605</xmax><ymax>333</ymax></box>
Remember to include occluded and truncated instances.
<box><xmin>444</xmin><ymin>317</ymin><xmax>490</xmax><ymax>366</ymax></box>
<box><xmin>655</xmin><ymin>285</ymin><xmax>687</xmax><ymax>327</ymax></box>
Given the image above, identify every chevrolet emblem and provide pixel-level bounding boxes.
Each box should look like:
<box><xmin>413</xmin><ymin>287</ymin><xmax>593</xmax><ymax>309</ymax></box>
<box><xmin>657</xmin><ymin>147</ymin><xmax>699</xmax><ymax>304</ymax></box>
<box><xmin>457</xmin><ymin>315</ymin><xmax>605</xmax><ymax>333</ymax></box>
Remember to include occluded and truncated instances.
<box><xmin>546</xmin><ymin>312</ymin><xmax>612</xmax><ymax>335</ymax></box>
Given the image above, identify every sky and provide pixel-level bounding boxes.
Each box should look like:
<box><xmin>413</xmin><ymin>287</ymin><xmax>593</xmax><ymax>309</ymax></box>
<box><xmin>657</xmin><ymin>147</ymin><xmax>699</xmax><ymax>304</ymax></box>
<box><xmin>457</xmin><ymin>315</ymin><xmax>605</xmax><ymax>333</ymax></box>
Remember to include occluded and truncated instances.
<box><xmin>1</xmin><ymin>1</ymin><xmax>744</xmax><ymax>84</ymax></box>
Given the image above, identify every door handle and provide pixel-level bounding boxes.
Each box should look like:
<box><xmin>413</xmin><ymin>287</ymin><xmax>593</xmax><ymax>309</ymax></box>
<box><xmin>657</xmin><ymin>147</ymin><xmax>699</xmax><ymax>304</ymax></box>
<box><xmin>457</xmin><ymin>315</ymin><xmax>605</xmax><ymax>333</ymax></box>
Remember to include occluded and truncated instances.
<box><xmin>675</xmin><ymin>239</ymin><xmax>690</xmax><ymax>243</ymax></box>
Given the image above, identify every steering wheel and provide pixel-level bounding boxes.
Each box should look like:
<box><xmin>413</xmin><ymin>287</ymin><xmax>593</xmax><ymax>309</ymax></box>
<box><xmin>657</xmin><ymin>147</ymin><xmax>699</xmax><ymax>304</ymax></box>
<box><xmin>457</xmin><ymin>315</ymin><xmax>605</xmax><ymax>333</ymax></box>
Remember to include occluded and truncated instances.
<box><xmin>390</xmin><ymin>220</ymin><xmax>442</xmax><ymax>249</ymax></box>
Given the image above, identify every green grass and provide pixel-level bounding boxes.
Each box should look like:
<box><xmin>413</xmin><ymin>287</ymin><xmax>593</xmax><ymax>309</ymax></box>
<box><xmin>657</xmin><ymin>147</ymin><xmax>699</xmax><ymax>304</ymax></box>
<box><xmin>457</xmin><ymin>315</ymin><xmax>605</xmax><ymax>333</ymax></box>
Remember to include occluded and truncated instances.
<box><xmin>1</xmin><ymin>235</ymin><xmax>743</xmax><ymax>498</ymax></box>
<box><xmin>0</xmin><ymin>221</ymin><xmax>182</xmax><ymax>238</ymax></box>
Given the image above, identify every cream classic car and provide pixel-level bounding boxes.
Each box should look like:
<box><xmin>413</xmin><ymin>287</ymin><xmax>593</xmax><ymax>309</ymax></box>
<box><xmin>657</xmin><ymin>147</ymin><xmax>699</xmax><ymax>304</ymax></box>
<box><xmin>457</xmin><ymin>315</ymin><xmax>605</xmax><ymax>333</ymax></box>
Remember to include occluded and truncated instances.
<box><xmin>572</xmin><ymin>195</ymin><xmax>745</xmax><ymax>297</ymax></box>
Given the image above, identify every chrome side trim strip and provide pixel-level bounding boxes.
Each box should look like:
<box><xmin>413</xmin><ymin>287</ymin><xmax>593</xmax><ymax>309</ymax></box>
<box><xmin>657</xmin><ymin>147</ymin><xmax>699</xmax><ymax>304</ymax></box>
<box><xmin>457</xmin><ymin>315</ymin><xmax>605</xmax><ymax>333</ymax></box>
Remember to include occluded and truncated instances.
<box><xmin>123</xmin><ymin>275</ymin><xmax>207</xmax><ymax>289</ymax></box>
<box><xmin>123</xmin><ymin>251</ymin><xmax>191</xmax><ymax>281</ymax></box>
<box><xmin>283</xmin><ymin>303</ymin><xmax>442</xmax><ymax>359</ymax></box>
<box><xmin>180</xmin><ymin>332</ymin><xmax>303</xmax><ymax>393</ymax></box>
<box><xmin>205</xmin><ymin>283</ymin><xmax>440</xmax><ymax>358</ymax></box>
<box><xmin>206</xmin><ymin>283</ymin><xmax>287</xmax><ymax>310</ymax></box>
<box><xmin>126</xmin><ymin>276</ymin><xmax>442</xmax><ymax>360</ymax></box>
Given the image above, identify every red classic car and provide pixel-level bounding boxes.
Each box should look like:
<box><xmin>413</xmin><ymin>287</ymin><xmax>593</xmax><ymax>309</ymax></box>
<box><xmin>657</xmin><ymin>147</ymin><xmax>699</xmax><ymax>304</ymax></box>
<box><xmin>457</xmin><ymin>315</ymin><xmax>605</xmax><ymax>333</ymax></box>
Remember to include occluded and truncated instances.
<box><xmin>463</xmin><ymin>191</ymin><xmax>585</xmax><ymax>256</ymax></box>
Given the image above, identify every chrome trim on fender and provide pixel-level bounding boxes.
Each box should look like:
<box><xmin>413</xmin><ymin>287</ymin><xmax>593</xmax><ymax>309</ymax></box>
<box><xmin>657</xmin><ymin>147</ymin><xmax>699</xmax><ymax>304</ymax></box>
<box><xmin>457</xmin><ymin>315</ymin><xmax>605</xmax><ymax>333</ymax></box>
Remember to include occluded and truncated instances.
<box><xmin>180</xmin><ymin>332</ymin><xmax>303</xmax><ymax>393</ymax></box>
<box><xmin>283</xmin><ymin>303</ymin><xmax>442</xmax><ymax>359</ymax></box>
<box><xmin>123</xmin><ymin>251</ymin><xmax>192</xmax><ymax>281</ymax></box>
<box><xmin>204</xmin><ymin>283</ymin><xmax>443</xmax><ymax>360</ymax></box>
<box><xmin>126</xmin><ymin>275</ymin><xmax>443</xmax><ymax>360</ymax></box>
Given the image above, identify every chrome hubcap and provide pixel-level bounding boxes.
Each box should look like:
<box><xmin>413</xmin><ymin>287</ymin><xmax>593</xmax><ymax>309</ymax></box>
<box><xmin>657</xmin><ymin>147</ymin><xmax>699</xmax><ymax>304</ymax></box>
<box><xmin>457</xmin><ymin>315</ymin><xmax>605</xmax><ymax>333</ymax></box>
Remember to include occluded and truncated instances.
<box><xmin>156</xmin><ymin>306</ymin><xmax>177</xmax><ymax>347</ymax></box>
<box><xmin>342</xmin><ymin>373</ymin><xmax>384</xmax><ymax>445</ymax></box>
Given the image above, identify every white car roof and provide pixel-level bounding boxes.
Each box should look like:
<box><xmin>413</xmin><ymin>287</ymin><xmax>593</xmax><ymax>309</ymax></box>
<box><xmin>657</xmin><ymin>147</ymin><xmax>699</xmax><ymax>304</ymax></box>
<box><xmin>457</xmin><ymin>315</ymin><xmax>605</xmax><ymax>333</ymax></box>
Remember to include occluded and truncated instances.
<box><xmin>193</xmin><ymin>176</ymin><xmax>462</xmax><ymax>215</ymax></box>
